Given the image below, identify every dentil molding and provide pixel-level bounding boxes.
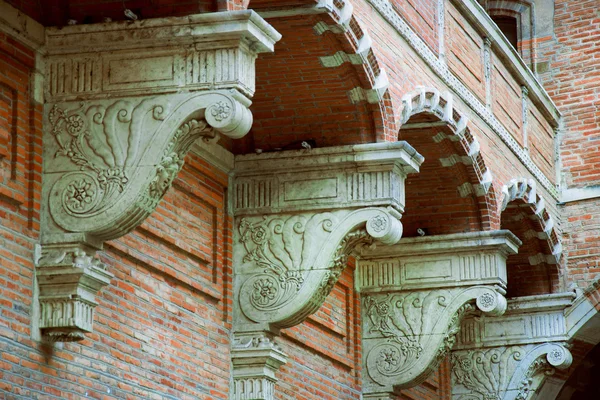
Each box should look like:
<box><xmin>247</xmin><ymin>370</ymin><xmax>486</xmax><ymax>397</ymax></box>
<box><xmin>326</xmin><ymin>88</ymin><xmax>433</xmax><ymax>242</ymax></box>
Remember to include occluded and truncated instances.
<box><xmin>356</xmin><ymin>231</ymin><xmax>520</xmax><ymax>396</ymax></box>
<box><xmin>38</xmin><ymin>11</ymin><xmax>281</xmax><ymax>342</ymax></box>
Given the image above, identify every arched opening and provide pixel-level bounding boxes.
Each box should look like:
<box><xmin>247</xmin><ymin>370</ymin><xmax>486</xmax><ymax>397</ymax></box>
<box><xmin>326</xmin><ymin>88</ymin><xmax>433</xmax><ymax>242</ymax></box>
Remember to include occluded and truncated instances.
<box><xmin>398</xmin><ymin>88</ymin><xmax>497</xmax><ymax>236</ymax></box>
<box><xmin>237</xmin><ymin>2</ymin><xmax>393</xmax><ymax>155</ymax></box>
<box><xmin>400</xmin><ymin>114</ymin><xmax>486</xmax><ymax>236</ymax></box>
<box><xmin>491</xmin><ymin>15</ymin><xmax>518</xmax><ymax>50</ymax></box>
<box><xmin>499</xmin><ymin>179</ymin><xmax>561</xmax><ymax>297</ymax></box>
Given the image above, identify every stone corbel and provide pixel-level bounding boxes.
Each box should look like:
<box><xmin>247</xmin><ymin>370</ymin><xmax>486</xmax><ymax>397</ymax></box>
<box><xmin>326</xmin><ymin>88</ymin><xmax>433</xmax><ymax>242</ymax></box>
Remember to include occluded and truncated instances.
<box><xmin>451</xmin><ymin>293</ymin><xmax>576</xmax><ymax>400</ymax></box>
<box><xmin>231</xmin><ymin>142</ymin><xmax>423</xmax><ymax>398</ymax></box>
<box><xmin>355</xmin><ymin>231</ymin><xmax>521</xmax><ymax>396</ymax></box>
<box><xmin>38</xmin><ymin>11</ymin><xmax>281</xmax><ymax>342</ymax></box>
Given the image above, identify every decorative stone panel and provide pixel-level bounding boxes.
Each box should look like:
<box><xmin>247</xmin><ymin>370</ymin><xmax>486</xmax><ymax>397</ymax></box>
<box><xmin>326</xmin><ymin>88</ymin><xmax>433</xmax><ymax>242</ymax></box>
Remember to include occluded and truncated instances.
<box><xmin>356</xmin><ymin>231</ymin><xmax>520</xmax><ymax>396</ymax></box>
<box><xmin>451</xmin><ymin>293</ymin><xmax>575</xmax><ymax>400</ymax></box>
<box><xmin>39</xmin><ymin>11</ymin><xmax>281</xmax><ymax>342</ymax></box>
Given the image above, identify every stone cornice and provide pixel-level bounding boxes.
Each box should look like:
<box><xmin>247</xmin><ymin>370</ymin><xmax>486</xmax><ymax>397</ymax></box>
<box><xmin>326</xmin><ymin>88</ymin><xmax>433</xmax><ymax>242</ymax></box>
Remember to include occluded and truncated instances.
<box><xmin>358</xmin><ymin>230</ymin><xmax>521</xmax><ymax>259</ymax></box>
<box><xmin>45</xmin><ymin>11</ymin><xmax>280</xmax><ymax>54</ymax></box>
<box><xmin>235</xmin><ymin>142</ymin><xmax>423</xmax><ymax>175</ymax></box>
<box><xmin>0</xmin><ymin>1</ymin><xmax>45</xmax><ymax>52</ymax></box>
<box><xmin>456</xmin><ymin>293</ymin><xmax>574</xmax><ymax>349</ymax></box>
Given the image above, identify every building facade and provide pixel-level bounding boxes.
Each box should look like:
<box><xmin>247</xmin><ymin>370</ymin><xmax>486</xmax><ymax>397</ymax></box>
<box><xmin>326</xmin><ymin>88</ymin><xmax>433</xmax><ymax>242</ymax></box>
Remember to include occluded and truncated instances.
<box><xmin>0</xmin><ymin>0</ymin><xmax>599</xmax><ymax>399</ymax></box>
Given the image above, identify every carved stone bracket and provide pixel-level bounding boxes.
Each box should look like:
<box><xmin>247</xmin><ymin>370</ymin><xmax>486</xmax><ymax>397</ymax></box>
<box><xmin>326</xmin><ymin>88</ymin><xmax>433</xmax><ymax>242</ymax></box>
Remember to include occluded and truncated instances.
<box><xmin>451</xmin><ymin>293</ymin><xmax>575</xmax><ymax>400</ymax></box>
<box><xmin>38</xmin><ymin>11</ymin><xmax>281</xmax><ymax>342</ymax></box>
<box><xmin>356</xmin><ymin>231</ymin><xmax>521</xmax><ymax>396</ymax></box>
<box><xmin>233</xmin><ymin>142</ymin><xmax>423</xmax><ymax>332</ymax></box>
<box><xmin>231</xmin><ymin>142</ymin><xmax>423</xmax><ymax>399</ymax></box>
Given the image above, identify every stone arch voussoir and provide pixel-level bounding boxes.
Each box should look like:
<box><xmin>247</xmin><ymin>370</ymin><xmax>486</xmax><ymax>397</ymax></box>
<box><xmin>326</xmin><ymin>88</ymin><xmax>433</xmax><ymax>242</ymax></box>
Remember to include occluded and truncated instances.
<box><xmin>316</xmin><ymin>0</ymin><xmax>394</xmax><ymax>140</ymax></box>
<box><xmin>500</xmin><ymin>177</ymin><xmax>562</xmax><ymax>264</ymax></box>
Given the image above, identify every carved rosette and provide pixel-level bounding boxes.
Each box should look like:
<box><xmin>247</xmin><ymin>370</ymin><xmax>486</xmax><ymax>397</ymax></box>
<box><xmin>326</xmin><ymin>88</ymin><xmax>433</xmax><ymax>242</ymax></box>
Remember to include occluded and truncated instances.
<box><xmin>237</xmin><ymin>208</ymin><xmax>403</xmax><ymax>329</ymax></box>
<box><xmin>361</xmin><ymin>286</ymin><xmax>506</xmax><ymax>393</ymax></box>
<box><xmin>451</xmin><ymin>343</ymin><xmax>572</xmax><ymax>400</ymax></box>
<box><xmin>36</xmin><ymin>246</ymin><xmax>113</xmax><ymax>342</ymax></box>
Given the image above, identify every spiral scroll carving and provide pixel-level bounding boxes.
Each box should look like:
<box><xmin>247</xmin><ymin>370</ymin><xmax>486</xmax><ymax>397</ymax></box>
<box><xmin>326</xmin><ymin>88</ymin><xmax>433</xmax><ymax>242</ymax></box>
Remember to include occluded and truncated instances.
<box><xmin>237</xmin><ymin>208</ymin><xmax>403</xmax><ymax>327</ymax></box>
<box><xmin>45</xmin><ymin>92</ymin><xmax>249</xmax><ymax>240</ymax></box>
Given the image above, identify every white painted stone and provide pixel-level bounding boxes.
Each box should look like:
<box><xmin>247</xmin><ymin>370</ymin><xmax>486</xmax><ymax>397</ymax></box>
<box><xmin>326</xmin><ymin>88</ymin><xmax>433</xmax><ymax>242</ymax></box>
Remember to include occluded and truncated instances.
<box><xmin>231</xmin><ymin>142</ymin><xmax>423</xmax><ymax>398</ymax></box>
<box><xmin>231</xmin><ymin>333</ymin><xmax>287</xmax><ymax>400</ymax></box>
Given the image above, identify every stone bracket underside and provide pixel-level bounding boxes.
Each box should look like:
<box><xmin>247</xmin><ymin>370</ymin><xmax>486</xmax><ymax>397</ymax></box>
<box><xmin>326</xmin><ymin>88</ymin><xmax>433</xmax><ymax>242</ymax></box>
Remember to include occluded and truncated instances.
<box><xmin>452</xmin><ymin>293</ymin><xmax>575</xmax><ymax>400</ymax></box>
<box><xmin>38</xmin><ymin>11</ymin><xmax>281</xmax><ymax>342</ymax></box>
<box><xmin>356</xmin><ymin>230</ymin><xmax>521</xmax><ymax>395</ymax></box>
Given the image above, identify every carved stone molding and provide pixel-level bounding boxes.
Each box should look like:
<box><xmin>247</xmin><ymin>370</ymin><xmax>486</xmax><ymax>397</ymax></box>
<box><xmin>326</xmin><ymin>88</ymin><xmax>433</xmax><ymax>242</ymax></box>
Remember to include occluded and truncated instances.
<box><xmin>452</xmin><ymin>293</ymin><xmax>575</xmax><ymax>400</ymax></box>
<box><xmin>39</xmin><ymin>11</ymin><xmax>281</xmax><ymax>342</ymax></box>
<box><xmin>233</xmin><ymin>142</ymin><xmax>423</xmax><ymax>332</ymax></box>
<box><xmin>231</xmin><ymin>333</ymin><xmax>287</xmax><ymax>400</ymax></box>
<box><xmin>36</xmin><ymin>244</ymin><xmax>113</xmax><ymax>342</ymax></box>
<box><xmin>356</xmin><ymin>231</ymin><xmax>520</xmax><ymax>395</ymax></box>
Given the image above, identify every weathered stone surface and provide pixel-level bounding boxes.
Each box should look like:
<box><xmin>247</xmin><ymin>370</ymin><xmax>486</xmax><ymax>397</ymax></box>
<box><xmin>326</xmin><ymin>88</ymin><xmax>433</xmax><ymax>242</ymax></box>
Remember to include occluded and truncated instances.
<box><xmin>452</xmin><ymin>293</ymin><xmax>575</xmax><ymax>400</ymax></box>
<box><xmin>356</xmin><ymin>231</ymin><xmax>520</xmax><ymax>395</ymax></box>
<box><xmin>231</xmin><ymin>333</ymin><xmax>287</xmax><ymax>400</ymax></box>
<box><xmin>39</xmin><ymin>10</ymin><xmax>280</xmax><ymax>342</ymax></box>
<box><xmin>231</xmin><ymin>142</ymin><xmax>423</xmax><ymax>398</ymax></box>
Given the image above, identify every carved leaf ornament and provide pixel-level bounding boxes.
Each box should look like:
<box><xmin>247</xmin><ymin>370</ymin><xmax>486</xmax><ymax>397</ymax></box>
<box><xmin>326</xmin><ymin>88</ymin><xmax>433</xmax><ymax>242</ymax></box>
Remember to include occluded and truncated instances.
<box><xmin>452</xmin><ymin>343</ymin><xmax>572</xmax><ymax>400</ymax></box>
<box><xmin>238</xmin><ymin>208</ymin><xmax>403</xmax><ymax>328</ymax></box>
<box><xmin>46</xmin><ymin>92</ymin><xmax>250</xmax><ymax>240</ymax></box>
<box><xmin>363</xmin><ymin>287</ymin><xmax>506</xmax><ymax>390</ymax></box>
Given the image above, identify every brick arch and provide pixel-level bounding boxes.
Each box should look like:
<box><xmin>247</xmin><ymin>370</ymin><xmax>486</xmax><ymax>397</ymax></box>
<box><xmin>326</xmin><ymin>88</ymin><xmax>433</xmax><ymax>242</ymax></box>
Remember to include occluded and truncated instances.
<box><xmin>316</xmin><ymin>0</ymin><xmax>395</xmax><ymax>141</ymax></box>
<box><xmin>243</xmin><ymin>0</ymin><xmax>394</xmax><ymax>155</ymax></box>
<box><xmin>500</xmin><ymin>178</ymin><xmax>562</xmax><ymax>261</ymax></box>
<box><xmin>399</xmin><ymin>87</ymin><xmax>498</xmax><ymax>231</ymax></box>
<box><xmin>499</xmin><ymin>177</ymin><xmax>562</xmax><ymax>296</ymax></box>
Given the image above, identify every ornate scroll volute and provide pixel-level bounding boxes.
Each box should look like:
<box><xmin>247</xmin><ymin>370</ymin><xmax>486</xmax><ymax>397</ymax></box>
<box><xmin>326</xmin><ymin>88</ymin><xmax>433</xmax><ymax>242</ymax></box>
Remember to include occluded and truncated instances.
<box><xmin>38</xmin><ymin>11</ymin><xmax>281</xmax><ymax>342</ymax></box>
<box><xmin>356</xmin><ymin>231</ymin><xmax>520</xmax><ymax>396</ymax></box>
<box><xmin>230</xmin><ymin>142</ymin><xmax>422</xmax><ymax>400</ymax></box>
<box><xmin>451</xmin><ymin>293</ymin><xmax>575</xmax><ymax>400</ymax></box>
<box><xmin>42</xmin><ymin>91</ymin><xmax>251</xmax><ymax>242</ymax></box>
<box><xmin>232</xmin><ymin>142</ymin><xmax>423</xmax><ymax>334</ymax></box>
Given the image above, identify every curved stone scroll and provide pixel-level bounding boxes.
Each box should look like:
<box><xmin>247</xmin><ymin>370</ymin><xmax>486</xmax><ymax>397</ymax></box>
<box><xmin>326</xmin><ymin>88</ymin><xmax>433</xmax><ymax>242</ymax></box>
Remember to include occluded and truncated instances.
<box><xmin>362</xmin><ymin>286</ymin><xmax>506</xmax><ymax>394</ymax></box>
<box><xmin>44</xmin><ymin>91</ymin><xmax>251</xmax><ymax>241</ymax></box>
<box><xmin>237</xmin><ymin>207</ymin><xmax>403</xmax><ymax>329</ymax></box>
<box><xmin>452</xmin><ymin>343</ymin><xmax>572</xmax><ymax>400</ymax></box>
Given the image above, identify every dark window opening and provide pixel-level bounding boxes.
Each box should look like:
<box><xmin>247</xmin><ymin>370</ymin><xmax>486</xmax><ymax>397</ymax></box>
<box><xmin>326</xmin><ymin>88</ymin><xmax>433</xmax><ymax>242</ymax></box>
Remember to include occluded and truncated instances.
<box><xmin>492</xmin><ymin>16</ymin><xmax>518</xmax><ymax>50</ymax></box>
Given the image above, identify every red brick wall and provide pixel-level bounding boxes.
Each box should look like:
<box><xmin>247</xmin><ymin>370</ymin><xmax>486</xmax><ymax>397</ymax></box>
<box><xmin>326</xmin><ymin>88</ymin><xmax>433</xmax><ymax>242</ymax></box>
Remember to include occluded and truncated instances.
<box><xmin>391</xmin><ymin>0</ymin><xmax>438</xmax><ymax>54</ymax></box>
<box><xmin>536</xmin><ymin>0</ymin><xmax>600</xmax><ymax>289</ymax></box>
<box><xmin>446</xmin><ymin>2</ymin><xmax>486</xmax><ymax>103</ymax></box>
<box><xmin>492</xmin><ymin>59</ymin><xmax>523</xmax><ymax>147</ymax></box>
